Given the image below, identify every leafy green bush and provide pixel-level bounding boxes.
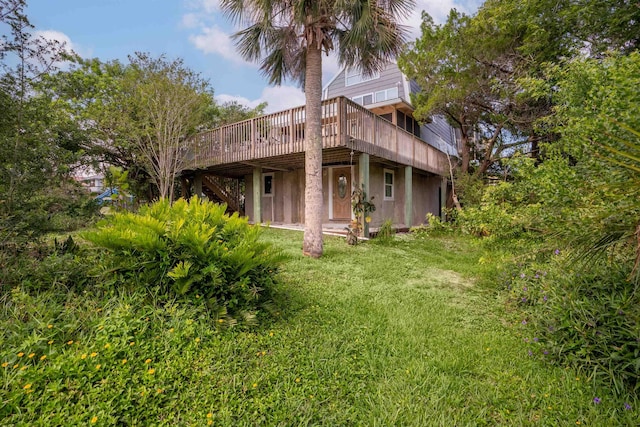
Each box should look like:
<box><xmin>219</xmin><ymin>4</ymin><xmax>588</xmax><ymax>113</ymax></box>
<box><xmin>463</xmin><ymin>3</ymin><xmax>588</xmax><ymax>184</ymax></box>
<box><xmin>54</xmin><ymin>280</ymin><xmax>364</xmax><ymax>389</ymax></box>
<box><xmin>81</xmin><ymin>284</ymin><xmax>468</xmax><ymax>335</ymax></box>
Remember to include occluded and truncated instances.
<box><xmin>541</xmin><ymin>265</ymin><xmax>639</xmax><ymax>393</ymax></box>
<box><xmin>374</xmin><ymin>219</ymin><xmax>395</xmax><ymax>244</ymax></box>
<box><xmin>500</xmin><ymin>251</ymin><xmax>640</xmax><ymax>394</ymax></box>
<box><xmin>411</xmin><ymin>213</ymin><xmax>454</xmax><ymax>238</ymax></box>
<box><xmin>82</xmin><ymin>197</ymin><xmax>283</xmax><ymax>322</ymax></box>
<box><xmin>0</xmin><ymin>236</ymin><xmax>93</xmax><ymax>294</ymax></box>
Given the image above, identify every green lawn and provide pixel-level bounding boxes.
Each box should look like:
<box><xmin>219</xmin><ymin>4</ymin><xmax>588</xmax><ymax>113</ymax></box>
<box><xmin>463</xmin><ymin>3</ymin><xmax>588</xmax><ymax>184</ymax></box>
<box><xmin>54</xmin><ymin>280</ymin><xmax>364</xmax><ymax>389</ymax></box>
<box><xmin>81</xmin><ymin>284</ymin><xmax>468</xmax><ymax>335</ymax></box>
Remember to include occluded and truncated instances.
<box><xmin>1</xmin><ymin>228</ymin><xmax>637</xmax><ymax>425</ymax></box>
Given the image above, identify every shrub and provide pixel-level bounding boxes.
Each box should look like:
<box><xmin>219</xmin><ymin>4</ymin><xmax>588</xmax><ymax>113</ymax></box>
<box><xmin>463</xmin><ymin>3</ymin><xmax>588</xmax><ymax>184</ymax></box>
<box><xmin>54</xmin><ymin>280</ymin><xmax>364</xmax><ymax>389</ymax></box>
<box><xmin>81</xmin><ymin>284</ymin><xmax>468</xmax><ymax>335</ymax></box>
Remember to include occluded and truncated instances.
<box><xmin>0</xmin><ymin>236</ymin><xmax>93</xmax><ymax>294</ymax></box>
<box><xmin>374</xmin><ymin>219</ymin><xmax>395</xmax><ymax>244</ymax></box>
<box><xmin>82</xmin><ymin>197</ymin><xmax>283</xmax><ymax>322</ymax></box>
<box><xmin>502</xmin><ymin>251</ymin><xmax>640</xmax><ymax>394</ymax></box>
<box><xmin>541</xmin><ymin>264</ymin><xmax>640</xmax><ymax>393</ymax></box>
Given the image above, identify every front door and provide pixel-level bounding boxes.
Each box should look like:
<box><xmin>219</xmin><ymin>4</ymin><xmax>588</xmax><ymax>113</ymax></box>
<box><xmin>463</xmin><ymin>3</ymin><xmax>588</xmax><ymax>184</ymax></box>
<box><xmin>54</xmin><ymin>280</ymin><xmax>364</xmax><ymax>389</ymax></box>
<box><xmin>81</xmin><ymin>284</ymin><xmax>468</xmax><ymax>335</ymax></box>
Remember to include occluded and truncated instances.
<box><xmin>332</xmin><ymin>167</ymin><xmax>351</xmax><ymax>220</ymax></box>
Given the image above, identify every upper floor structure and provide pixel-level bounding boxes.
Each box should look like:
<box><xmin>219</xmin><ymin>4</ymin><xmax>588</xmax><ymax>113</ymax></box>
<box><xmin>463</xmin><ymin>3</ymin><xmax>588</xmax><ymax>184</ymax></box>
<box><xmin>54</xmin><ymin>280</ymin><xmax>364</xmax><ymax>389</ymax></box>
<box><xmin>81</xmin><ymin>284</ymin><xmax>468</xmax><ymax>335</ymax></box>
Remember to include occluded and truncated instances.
<box><xmin>323</xmin><ymin>62</ymin><xmax>459</xmax><ymax>157</ymax></box>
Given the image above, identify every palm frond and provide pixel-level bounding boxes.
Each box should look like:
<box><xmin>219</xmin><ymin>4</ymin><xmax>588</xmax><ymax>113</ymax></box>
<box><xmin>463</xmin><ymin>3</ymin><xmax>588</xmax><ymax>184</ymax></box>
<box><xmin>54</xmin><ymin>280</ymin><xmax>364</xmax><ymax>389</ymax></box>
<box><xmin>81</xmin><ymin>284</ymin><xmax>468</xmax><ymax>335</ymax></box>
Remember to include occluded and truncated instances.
<box><xmin>234</xmin><ymin>24</ymin><xmax>267</xmax><ymax>62</ymax></box>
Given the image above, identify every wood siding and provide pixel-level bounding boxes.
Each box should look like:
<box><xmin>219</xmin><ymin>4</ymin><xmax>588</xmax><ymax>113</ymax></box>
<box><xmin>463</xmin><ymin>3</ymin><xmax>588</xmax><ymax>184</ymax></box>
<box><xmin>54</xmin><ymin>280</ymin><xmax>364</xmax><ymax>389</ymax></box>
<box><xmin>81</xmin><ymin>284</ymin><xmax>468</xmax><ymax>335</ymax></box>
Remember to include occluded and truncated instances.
<box><xmin>324</xmin><ymin>63</ymin><xmax>407</xmax><ymax>101</ymax></box>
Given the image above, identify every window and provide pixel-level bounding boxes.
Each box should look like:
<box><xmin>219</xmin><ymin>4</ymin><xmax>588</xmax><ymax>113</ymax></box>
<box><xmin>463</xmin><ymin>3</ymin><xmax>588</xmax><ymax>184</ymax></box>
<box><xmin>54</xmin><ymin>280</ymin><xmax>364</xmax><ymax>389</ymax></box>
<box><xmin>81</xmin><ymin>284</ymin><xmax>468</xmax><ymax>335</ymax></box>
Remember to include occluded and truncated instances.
<box><xmin>352</xmin><ymin>93</ymin><xmax>374</xmax><ymax>106</ymax></box>
<box><xmin>374</xmin><ymin>87</ymin><xmax>399</xmax><ymax>103</ymax></box>
<box><xmin>337</xmin><ymin>174</ymin><xmax>348</xmax><ymax>198</ymax></box>
<box><xmin>380</xmin><ymin>113</ymin><xmax>393</xmax><ymax>123</ymax></box>
<box><xmin>345</xmin><ymin>68</ymin><xmax>379</xmax><ymax>86</ymax></box>
<box><xmin>384</xmin><ymin>169</ymin><xmax>394</xmax><ymax>200</ymax></box>
<box><xmin>353</xmin><ymin>87</ymin><xmax>399</xmax><ymax>106</ymax></box>
<box><xmin>262</xmin><ymin>173</ymin><xmax>274</xmax><ymax>196</ymax></box>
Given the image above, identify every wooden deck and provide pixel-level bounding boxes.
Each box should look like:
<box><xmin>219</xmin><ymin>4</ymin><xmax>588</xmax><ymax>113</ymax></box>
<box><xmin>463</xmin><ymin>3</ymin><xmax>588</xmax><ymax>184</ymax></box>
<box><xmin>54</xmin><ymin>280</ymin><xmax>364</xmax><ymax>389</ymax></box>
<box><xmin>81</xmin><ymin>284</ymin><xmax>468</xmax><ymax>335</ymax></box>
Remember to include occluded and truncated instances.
<box><xmin>183</xmin><ymin>96</ymin><xmax>449</xmax><ymax>176</ymax></box>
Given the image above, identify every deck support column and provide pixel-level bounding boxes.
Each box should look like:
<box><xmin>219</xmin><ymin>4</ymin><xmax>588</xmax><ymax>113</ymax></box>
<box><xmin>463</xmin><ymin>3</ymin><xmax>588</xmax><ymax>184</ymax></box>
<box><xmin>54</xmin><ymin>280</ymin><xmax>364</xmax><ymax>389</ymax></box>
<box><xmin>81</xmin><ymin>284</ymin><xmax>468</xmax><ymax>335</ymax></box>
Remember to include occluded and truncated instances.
<box><xmin>404</xmin><ymin>166</ymin><xmax>413</xmax><ymax>228</ymax></box>
<box><xmin>180</xmin><ymin>176</ymin><xmax>190</xmax><ymax>199</ymax></box>
<box><xmin>253</xmin><ymin>166</ymin><xmax>262</xmax><ymax>224</ymax></box>
<box><xmin>194</xmin><ymin>173</ymin><xmax>203</xmax><ymax>199</ymax></box>
<box><xmin>440</xmin><ymin>176</ymin><xmax>448</xmax><ymax>221</ymax></box>
<box><xmin>358</xmin><ymin>153</ymin><xmax>370</xmax><ymax>238</ymax></box>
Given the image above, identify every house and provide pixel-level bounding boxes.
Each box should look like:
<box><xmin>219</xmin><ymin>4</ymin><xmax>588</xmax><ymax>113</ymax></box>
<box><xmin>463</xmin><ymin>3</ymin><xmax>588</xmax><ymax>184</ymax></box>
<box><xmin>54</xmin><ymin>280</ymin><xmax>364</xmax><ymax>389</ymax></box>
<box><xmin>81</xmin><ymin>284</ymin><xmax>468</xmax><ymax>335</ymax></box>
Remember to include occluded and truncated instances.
<box><xmin>181</xmin><ymin>62</ymin><xmax>459</xmax><ymax>234</ymax></box>
<box><xmin>74</xmin><ymin>167</ymin><xmax>105</xmax><ymax>194</ymax></box>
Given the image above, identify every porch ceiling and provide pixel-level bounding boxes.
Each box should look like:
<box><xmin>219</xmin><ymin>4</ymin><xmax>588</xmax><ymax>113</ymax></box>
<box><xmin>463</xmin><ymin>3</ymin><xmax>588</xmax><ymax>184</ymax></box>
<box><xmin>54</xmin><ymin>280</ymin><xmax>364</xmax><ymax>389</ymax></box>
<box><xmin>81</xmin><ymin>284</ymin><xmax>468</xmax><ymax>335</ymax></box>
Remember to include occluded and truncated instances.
<box><xmin>191</xmin><ymin>147</ymin><xmax>356</xmax><ymax>178</ymax></box>
<box><xmin>187</xmin><ymin>146</ymin><xmax>436</xmax><ymax>179</ymax></box>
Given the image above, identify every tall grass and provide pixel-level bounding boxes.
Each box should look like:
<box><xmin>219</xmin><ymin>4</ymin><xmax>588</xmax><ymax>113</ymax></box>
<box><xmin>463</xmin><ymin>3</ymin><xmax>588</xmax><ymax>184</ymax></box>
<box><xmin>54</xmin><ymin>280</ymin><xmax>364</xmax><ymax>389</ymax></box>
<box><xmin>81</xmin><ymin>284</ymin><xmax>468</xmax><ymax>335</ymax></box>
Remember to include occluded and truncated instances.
<box><xmin>0</xmin><ymin>228</ymin><xmax>637</xmax><ymax>425</ymax></box>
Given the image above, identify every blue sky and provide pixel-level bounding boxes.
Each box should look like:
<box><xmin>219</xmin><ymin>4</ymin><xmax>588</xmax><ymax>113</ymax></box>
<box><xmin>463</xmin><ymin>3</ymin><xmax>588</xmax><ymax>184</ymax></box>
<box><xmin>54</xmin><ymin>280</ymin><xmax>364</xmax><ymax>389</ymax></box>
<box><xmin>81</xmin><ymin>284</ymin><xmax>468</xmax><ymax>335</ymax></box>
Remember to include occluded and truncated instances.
<box><xmin>26</xmin><ymin>0</ymin><xmax>481</xmax><ymax>113</ymax></box>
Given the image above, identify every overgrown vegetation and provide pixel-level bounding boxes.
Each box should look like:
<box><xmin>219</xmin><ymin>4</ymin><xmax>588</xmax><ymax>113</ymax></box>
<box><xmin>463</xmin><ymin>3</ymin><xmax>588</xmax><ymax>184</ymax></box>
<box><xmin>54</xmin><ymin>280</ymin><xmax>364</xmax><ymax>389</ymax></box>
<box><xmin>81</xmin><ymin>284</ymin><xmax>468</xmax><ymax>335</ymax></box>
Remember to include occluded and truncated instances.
<box><xmin>2</xmin><ymin>229</ymin><xmax>637</xmax><ymax>425</ymax></box>
<box><xmin>400</xmin><ymin>0</ymin><xmax>640</xmax><ymax>395</ymax></box>
<box><xmin>425</xmin><ymin>53</ymin><xmax>640</xmax><ymax>394</ymax></box>
<box><xmin>2</xmin><ymin>0</ymin><xmax>640</xmax><ymax>421</ymax></box>
<box><xmin>82</xmin><ymin>197</ymin><xmax>283</xmax><ymax>323</ymax></box>
<box><xmin>1</xmin><ymin>1</ymin><xmax>270</xmax><ymax>251</ymax></box>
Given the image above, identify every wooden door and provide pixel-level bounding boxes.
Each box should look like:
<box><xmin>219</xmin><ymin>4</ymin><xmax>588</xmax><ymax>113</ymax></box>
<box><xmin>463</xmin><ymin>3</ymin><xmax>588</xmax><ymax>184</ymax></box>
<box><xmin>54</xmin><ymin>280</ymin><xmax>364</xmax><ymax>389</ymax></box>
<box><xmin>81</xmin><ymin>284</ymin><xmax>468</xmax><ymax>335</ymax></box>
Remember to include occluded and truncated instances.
<box><xmin>332</xmin><ymin>167</ymin><xmax>351</xmax><ymax>220</ymax></box>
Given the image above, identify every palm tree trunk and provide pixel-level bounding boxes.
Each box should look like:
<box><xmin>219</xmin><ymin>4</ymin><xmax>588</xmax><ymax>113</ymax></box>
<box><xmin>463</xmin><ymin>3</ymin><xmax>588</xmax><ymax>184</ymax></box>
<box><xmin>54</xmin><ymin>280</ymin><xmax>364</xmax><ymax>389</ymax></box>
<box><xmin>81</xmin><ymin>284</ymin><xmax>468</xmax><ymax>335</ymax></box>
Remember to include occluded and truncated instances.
<box><xmin>303</xmin><ymin>44</ymin><xmax>324</xmax><ymax>258</ymax></box>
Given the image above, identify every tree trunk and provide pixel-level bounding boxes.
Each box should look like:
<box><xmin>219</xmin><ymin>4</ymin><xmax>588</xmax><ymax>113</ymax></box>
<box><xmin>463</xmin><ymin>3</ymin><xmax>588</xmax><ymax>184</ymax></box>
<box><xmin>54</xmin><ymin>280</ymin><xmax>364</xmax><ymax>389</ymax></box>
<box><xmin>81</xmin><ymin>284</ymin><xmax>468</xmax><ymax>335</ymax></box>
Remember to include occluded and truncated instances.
<box><xmin>459</xmin><ymin>120</ymin><xmax>471</xmax><ymax>175</ymax></box>
<box><xmin>303</xmin><ymin>44</ymin><xmax>324</xmax><ymax>258</ymax></box>
<box><xmin>477</xmin><ymin>123</ymin><xmax>503</xmax><ymax>176</ymax></box>
<box><xmin>446</xmin><ymin>153</ymin><xmax>462</xmax><ymax>211</ymax></box>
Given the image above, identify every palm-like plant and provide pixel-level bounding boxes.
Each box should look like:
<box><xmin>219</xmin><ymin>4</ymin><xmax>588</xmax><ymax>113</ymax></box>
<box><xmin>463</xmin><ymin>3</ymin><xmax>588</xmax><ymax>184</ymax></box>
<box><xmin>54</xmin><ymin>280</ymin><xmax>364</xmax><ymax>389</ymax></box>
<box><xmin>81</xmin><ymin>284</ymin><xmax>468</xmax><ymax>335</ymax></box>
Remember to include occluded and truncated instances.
<box><xmin>220</xmin><ymin>0</ymin><xmax>413</xmax><ymax>258</ymax></box>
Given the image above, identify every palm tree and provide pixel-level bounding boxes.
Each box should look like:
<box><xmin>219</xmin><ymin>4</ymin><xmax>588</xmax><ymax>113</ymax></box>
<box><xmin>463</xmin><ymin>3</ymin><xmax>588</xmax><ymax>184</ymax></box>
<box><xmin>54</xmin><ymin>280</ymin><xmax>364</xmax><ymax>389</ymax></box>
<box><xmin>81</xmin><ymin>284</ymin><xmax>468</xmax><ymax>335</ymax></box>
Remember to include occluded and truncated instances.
<box><xmin>220</xmin><ymin>0</ymin><xmax>413</xmax><ymax>258</ymax></box>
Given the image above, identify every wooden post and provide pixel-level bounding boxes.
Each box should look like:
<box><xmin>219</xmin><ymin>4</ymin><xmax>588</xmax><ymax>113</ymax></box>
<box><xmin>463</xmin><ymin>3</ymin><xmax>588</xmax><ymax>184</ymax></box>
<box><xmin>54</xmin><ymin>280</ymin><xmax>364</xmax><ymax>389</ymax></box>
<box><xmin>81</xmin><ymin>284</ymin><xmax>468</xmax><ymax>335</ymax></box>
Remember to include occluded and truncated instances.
<box><xmin>404</xmin><ymin>166</ymin><xmax>413</xmax><ymax>228</ymax></box>
<box><xmin>337</xmin><ymin>97</ymin><xmax>344</xmax><ymax>145</ymax></box>
<box><xmin>194</xmin><ymin>173</ymin><xmax>203</xmax><ymax>199</ymax></box>
<box><xmin>253</xmin><ymin>166</ymin><xmax>262</xmax><ymax>224</ymax></box>
<box><xmin>358</xmin><ymin>153</ymin><xmax>370</xmax><ymax>238</ymax></box>
<box><xmin>251</xmin><ymin>119</ymin><xmax>256</xmax><ymax>159</ymax></box>
<box><xmin>440</xmin><ymin>176</ymin><xmax>448</xmax><ymax>221</ymax></box>
<box><xmin>180</xmin><ymin>176</ymin><xmax>190</xmax><ymax>200</ymax></box>
<box><xmin>289</xmin><ymin>109</ymin><xmax>295</xmax><ymax>153</ymax></box>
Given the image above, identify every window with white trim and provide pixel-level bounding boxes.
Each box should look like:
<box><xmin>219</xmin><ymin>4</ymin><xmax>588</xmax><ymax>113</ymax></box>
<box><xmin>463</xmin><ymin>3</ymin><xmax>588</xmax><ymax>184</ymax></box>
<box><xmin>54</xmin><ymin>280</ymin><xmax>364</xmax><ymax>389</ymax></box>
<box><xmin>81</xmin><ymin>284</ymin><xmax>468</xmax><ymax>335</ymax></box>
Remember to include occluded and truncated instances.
<box><xmin>384</xmin><ymin>169</ymin><xmax>394</xmax><ymax>200</ymax></box>
<box><xmin>345</xmin><ymin>68</ymin><xmax>379</xmax><ymax>86</ymax></box>
<box><xmin>352</xmin><ymin>87</ymin><xmax>399</xmax><ymax>106</ymax></box>
<box><xmin>374</xmin><ymin>87</ymin><xmax>399</xmax><ymax>103</ymax></box>
<box><xmin>352</xmin><ymin>93</ymin><xmax>374</xmax><ymax>106</ymax></box>
<box><xmin>262</xmin><ymin>173</ymin><xmax>274</xmax><ymax>197</ymax></box>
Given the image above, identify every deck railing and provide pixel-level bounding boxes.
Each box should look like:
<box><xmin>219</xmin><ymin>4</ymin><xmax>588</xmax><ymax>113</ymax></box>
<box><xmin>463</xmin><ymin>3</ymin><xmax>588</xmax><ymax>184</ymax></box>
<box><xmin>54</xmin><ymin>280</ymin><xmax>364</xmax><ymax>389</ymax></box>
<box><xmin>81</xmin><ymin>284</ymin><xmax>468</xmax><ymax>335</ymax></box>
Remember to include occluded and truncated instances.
<box><xmin>184</xmin><ymin>96</ymin><xmax>449</xmax><ymax>175</ymax></box>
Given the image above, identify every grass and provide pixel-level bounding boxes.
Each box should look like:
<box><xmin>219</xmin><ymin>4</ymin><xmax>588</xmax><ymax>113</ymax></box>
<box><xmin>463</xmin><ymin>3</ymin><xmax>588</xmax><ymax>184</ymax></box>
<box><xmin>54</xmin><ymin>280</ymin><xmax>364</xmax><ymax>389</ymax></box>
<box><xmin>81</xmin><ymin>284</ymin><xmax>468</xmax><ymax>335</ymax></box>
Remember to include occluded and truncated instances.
<box><xmin>1</xmin><ymin>228</ymin><xmax>638</xmax><ymax>425</ymax></box>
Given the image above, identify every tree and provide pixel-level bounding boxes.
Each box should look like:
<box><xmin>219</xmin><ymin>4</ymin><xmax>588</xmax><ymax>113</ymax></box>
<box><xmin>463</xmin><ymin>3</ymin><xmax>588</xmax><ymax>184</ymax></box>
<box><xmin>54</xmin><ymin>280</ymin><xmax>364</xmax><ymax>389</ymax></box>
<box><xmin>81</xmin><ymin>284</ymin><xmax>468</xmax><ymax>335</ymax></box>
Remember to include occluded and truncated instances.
<box><xmin>0</xmin><ymin>0</ymin><xmax>85</xmax><ymax>239</ymax></box>
<box><xmin>45</xmin><ymin>54</ymin><xmax>215</xmax><ymax>202</ymax></box>
<box><xmin>40</xmin><ymin>57</ymin><xmax>149</xmax><ymax>195</ymax></box>
<box><xmin>124</xmin><ymin>54</ymin><xmax>213</xmax><ymax>201</ymax></box>
<box><xmin>220</xmin><ymin>0</ymin><xmax>413</xmax><ymax>258</ymax></box>
<box><xmin>399</xmin><ymin>5</ymin><xmax>559</xmax><ymax>181</ymax></box>
<box><xmin>402</xmin><ymin>0</ymin><xmax>640</xmax><ymax>183</ymax></box>
<box><xmin>209</xmin><ymin>100</ymin><xmax>267</xmax><ymax>129</ymax></box>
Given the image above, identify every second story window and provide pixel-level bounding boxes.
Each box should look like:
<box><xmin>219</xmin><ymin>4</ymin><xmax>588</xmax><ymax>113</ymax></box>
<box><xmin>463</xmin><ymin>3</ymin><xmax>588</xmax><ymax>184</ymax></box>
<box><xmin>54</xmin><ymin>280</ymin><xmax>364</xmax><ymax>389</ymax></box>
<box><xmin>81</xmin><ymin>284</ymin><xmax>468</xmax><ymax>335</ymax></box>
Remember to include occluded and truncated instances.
<box><xmin>352</xmin><ymin>94</ymin><xmax>374</xmax><ymax>106</ymax></box>
<box><xmin>374</xmin><ymin>87</ymin><xmax>399</xmax><ymax>103</ymax></box>
<box><xmin>345</xmin><ymin>68</ymin><xmax>379</xmax><ymax>86</ymax></box>
<box><xmin>352</xmin><ymin>87</ymin><xmax>399</xmax><ymax>106</ymax></box>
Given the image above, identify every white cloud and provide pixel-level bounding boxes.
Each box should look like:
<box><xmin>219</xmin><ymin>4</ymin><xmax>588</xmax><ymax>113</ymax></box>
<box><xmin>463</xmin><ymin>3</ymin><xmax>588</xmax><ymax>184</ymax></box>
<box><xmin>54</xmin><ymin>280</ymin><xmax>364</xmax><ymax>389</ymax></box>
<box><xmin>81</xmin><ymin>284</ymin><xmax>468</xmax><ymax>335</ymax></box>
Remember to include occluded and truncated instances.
<box><xmin>260</xmin><ymin>85</ymin><xmax>306</xmax><ymax>112</ymax></box>
<box><xmin>216</xmin><ymin>93</ymin><xmax>262</xmax><ymax>108</ymax></box>
<box><xmin>33</xmin><ymin>30</ymin><xmax>76</xmax><ymax>54</ymax></box>
<box><xmin>217</xmin><ymin>84</ymin><xmax>306</xmax><ymax>113</ymax></box>
<box><xmin>180</xmin><ymin>13</ymin><xmax>201</xmax><ymax>29</ymax></box>
<box><xmin>200</xmin><ymin>0</ymin><xmax>220</xmax><ymax>13</ymax></box>
<box><xmin>189</xmin><ymin>25</ymin><xmax>253</xmax><ymax>66</ymax></box>
<box><xmin>403</xmin><ymin>0</ymin><xmax>481</xmax><ymax>38</ymax></box>
<box><xmin>184</xmin><ymin>0</ymin><xmax>220</xmax><ymax>13</ymax></box>
<box><xmin>30</xmin><ymin>30</ymin><xmax>90</xmax><ymax>67</ymax></box>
